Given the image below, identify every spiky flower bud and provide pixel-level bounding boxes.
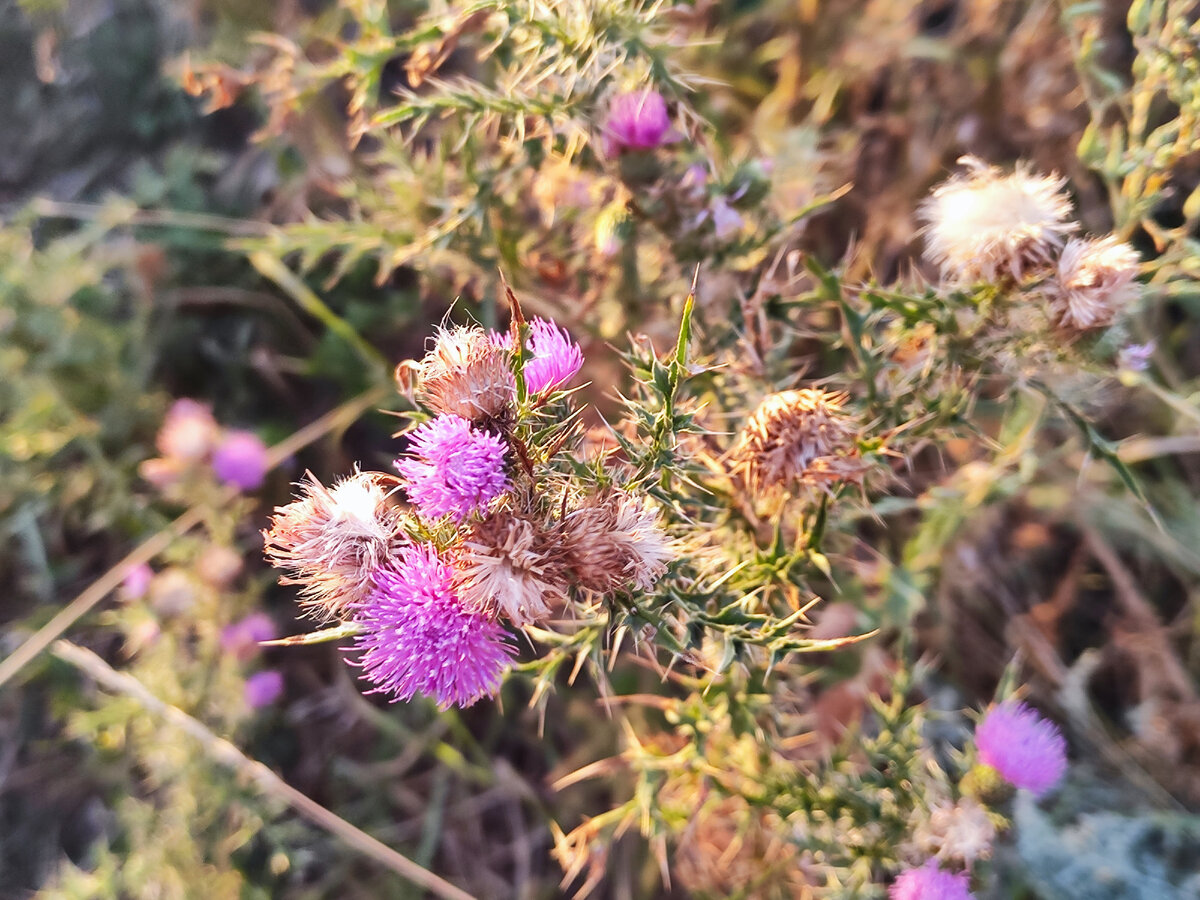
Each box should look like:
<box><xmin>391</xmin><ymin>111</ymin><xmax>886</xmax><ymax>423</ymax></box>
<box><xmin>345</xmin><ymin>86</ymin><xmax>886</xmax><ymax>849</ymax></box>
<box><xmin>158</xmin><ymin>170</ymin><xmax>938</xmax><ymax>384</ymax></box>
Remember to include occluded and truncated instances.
<box><xmin>603</xmin><ymin>89</ymin><xmax>675</xmax><ymax>153</ymax></box>
<box><xmin>262</xmin><ymin>471</ymin><xmax>405</xmax><ymax>622</ymax></box>
<box><xmin>920</xmin><ymin>155</ymin><xmax>1076</xmax><ymax>285</ymax></box>
<box><xmin>562</xmin><ymin>490</ymin><xmax>670</xmax><ymax>594</ymax></box>
<box><xmin>1044</xmin><ymin>235</ymin><xmax>1140</xmax><ymax>330</ymax></box>
<box><xmin>417</xmin><ymin>325</ymin><xmax>514</xmax><ymax>423</ymax></box>
<box><xmin>731</xmin><ymin>389</ymin><xmax>859</xmax><ymax>493</ymax></box>
<box><xmin>455</xmin><ymin>511</ymin><xmax>569</xmax><ymax>626</ymax></box>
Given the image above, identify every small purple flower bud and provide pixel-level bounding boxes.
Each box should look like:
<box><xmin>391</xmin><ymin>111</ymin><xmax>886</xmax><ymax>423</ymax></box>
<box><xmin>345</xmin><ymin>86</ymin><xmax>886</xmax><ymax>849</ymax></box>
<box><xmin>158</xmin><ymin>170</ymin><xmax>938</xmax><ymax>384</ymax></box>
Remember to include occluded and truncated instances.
<box><xmin>604</xmin><ymin>89</ymin><xmax>676</xmax><ymax>153</ymax></box>
<box><xmin>212</xmin><ymin>430</ymin><xmax>269</xmax><ymax>491</ymax></box>
<box><xmin>122</xmin><ymin>563</ymin><xmax>154</xmax><ymax>600</ymax></box>
<box><xmin>975</xmin><ymin>700</ymin><xmax>1068</xmax><ymax>797</ymax></box>
<box><xmin>244</xmin><ymin>670</ymin><xmax>284</xmax><ymax>708</ymax></box>
<box><xmin>890</xmin><ymin>861</ymin><xmax>974</xmax><ymax>900</ymax></box>
<box><xmin>396</xmin><ymin>414</ymin><xmax>508</xmax><ymax>522</ymax></box>
<box><xmin>1118</xmin><ymin>341</ymin><xmax>1155</xmax><ymax>372</ymax></box>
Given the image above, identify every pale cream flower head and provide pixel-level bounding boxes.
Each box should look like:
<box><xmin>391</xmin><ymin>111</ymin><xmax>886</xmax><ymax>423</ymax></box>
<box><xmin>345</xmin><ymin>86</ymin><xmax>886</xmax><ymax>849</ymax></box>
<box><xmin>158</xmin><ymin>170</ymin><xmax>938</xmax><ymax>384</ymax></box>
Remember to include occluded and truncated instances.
<box><xmin>262</xmin><ymin>471</ymin><xmax>405</xmax><ymax>621</ymax></box>
<box><xmin>416</xmin><ymin>325</ymin><xmax>514</xmax><ymax>424</ymax></box>
<box><xmin>1044</xmin><ymin>235</ymin><xmax>1140</xmax><ymax>330</ymax></box>
<box><xmin>920</xmin><ymin>155</ymin><xmax>1076</xmax><ymax>284</ymax></box>
<box><xmin>455</xmin><ymin>510</ymin><xmax>568</xmax><ymax>626</ymax></box>
<box><xmin>913</xmin><ymin>798</ymin><xmax>996</xmax><ymax>866</ymax></box>
<box><xmin>731</xmin><ymin>389</ymin><xmax>859</xmax><ymax>493</ymax></box>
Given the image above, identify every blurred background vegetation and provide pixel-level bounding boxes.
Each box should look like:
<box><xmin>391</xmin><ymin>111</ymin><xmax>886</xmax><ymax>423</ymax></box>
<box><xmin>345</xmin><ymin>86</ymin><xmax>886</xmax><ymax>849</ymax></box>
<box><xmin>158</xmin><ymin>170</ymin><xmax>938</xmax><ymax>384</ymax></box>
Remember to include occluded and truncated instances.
<box><xmin>3</xmin><ymin>0</ymin><xmax>1200</xmax><ymax>897</ymax></box>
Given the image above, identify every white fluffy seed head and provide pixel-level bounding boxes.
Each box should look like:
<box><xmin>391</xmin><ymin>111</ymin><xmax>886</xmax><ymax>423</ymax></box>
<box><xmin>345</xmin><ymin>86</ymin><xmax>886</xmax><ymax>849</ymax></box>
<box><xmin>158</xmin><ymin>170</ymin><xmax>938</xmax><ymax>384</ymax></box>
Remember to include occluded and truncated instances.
<box><xmin>1044</xmin><ymin>235</ymin><xmax>1140</xmax><ymax>330</ymax></box>
<box><xmin>920</xmin><ymin>156</ymin><xmax>1077</xmax><ymax>285</ymax></box>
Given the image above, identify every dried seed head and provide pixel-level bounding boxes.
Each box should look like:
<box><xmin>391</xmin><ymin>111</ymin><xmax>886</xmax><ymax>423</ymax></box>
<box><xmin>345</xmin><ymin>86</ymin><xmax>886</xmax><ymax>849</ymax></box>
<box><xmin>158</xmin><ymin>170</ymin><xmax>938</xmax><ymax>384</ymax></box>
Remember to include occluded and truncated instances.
<box><xmin>912</xmin><ymin>798</ymin><xmax>996</xmax><ymax>866</ymax></box>
<box><xmin>456</xmin><ymin>510</ymin><xmax>569</xmax><ymax>626</ymax></box>
<box><xmin>417</xmin><ymin>325</ymin><xmax>514</xmax><ymax>423</ymax></box>
<box><xmin>731</xmin><ymin>389</ymin><xmax>859</xmax><ymax>493</ymax></box>
<box><xmin>920</xmin><ymin>155</ymin><xmax>1076</xmax><ymax>284</ymax></box>
<box><xmin>562</xmin><ymin>490</ymin><xmax>670</xmax><ymax>594</ymax></box>
<box><xmin>1044</xmin><ymin>235</ymin><xmax>1140</xmax><ymax>330</ymax></box>
<box><xmin>262</xmin><ymin>471</ymin><xmax>405</xmax><ymax>622</ymax></box>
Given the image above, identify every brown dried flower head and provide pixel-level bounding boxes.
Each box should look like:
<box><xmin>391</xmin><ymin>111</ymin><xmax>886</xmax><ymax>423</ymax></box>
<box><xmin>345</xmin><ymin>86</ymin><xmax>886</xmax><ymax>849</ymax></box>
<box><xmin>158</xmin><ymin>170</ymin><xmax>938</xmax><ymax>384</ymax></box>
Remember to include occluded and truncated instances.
<box><xmin>262</xmin><ymin>471</ymin><xmax>404</xmax><ymax>621</ymax></box>
<box><xmin>562</xmin><ymin>490</ymin><xmax>670</xmax><ymax>595</ymax></box>
<box><xmin>920</xmin><ymin>155</ymin><xmax>1076</xmax><ymax>284</ymax></box>
<box><xmin>455</xmin><ymin>510</ymin><xmax>570</xmax><ymax>626</ymax></box>
<box><xmin>1044</xmin><ymin>235</ymin><xmax>1140</xmax><ymax>331</ymax></box>
<box><xmin>731</xmin><ymin>389</ymin><xmax>859</xmax><ymax>493</ymax></box>
<box><xmin>416</xmin><ymin>325</ymin><xmax>514</xmax><ymax>423</ymax></box>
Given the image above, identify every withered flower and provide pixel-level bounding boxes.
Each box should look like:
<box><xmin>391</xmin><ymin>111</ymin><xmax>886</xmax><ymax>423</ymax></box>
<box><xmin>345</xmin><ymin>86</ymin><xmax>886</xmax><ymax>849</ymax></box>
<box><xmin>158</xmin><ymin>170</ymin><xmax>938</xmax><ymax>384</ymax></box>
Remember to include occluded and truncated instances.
<box><xmin>1044</xmin><ymin>235</ymin><xmax>1140</xmax><ymax>330</ymax></box>
<box><xmin>562</xmin><ymin>490</ymin><xmax>670</xmax><ymax>594</ymax></box>
<box><xmin>455</xmin><ymin>510</ymin><xmax>569</xmax><ymax>626</ymax></box>
<box><xmin>262</xmin><ymin>471</ymin><xmax>405</xmax><ymax>621</ymax></box>
<box><xmin>416</xmin><ymin>325</ymin><xmax>514</xmax><ymax>424</ymax></box>
<box><xmin>731</xmin><ymin>389</ymin><xmax>859</xmax><ymax>493</ymax></box>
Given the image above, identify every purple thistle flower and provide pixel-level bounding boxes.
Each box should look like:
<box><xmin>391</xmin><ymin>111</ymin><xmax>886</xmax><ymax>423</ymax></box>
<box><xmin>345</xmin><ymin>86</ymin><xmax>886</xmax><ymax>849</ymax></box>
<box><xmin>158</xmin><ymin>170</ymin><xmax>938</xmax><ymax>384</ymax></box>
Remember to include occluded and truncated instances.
<box><xmin>122</xmin><ymin>563</ymin><xmax>154</xmax><ymax>600</ymax></box>
<box><xmin>351</xmin><ymin>545</ymin><xmax>514</xmax><ymax>708</ymax></box>
<box><xmin>396</xmin><ymin>415</ymin><xmax>508</xmax><ymax>522</ymax></box>
<box><xmin>221</xmin><ymin>612</ymin><xmax>277</xmax><ymax>661</ymax></box>
<box><xmin>524</xmin><ymin>318</ymin><xmax>584</xmax><ymax>394</ymax></box>
<box><xmin>212</xmin><ymin>430</ymin><xmax>269</xmax><ymax>491</ymax></box>
<box><xmin>604</xmin><ymin>89</ymin><xmax>676</xmax><ymax>153</ymax></box>
<box><xmin>975</xmin><ymin>700</ymin><xmax>1068</xmax><ymax>797</ymax></box>
<box><xmin>890</xmin><ymin>861</ymin><xmax>974</xmax><ymax>900</ymax></box>
<box><xmin>244</xmin><ymin>670</ymin><xmax>284</xmax><ymax>708</ymax></box>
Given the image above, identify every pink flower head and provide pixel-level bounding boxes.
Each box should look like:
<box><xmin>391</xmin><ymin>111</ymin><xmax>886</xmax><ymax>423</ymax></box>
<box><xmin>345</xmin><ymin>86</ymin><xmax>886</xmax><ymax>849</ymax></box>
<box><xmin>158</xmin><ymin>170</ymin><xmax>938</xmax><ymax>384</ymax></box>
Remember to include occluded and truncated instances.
<box><xmin>212</xmin><ymin>430</ymin><xmax>269</xmax><ymax>491</ymax></box>
<box><xmin>221</xmin><ymin>612</ymin><xmax>277</xmax><ymax>661</ymax></box>
<box><xmin>975</xmin><ymin>700</ymin><xmax>1068</xmax><ymax>797</ymax></box>
<box><xmin>244</xmin><ymin>669</ymin><xmax>284</xmax><ymax>708</ymax></box>
<box><xmin>122</xmin><ymin>563</ymin><xmax>154</xmax><ymax>600</ymax></box>
<box><xmin>157</xmin><ymin>399</ymin><xmax>219</xmax><ymax>462</ymax></box>
<box><xmin>351</xmin><ymin>545</ymin><xmax>514</xmax><ymax>708</ymax></box>
<box><xmin>396</xmin><ymin>414</ymin><xmax>508</xmax><ymax>522</ymax></box>
<box><xmin>890</xmin><ymin>861</ymin><xmax>974</xmax><ymax>900</ymax></box>
<box><xmin>1118</xmin><ymin>341</ymin><xmax>1155</xmax><ymax>372</ymax></box>
<box><xmin>524</xmin><ymin>318</ymin><xmax>584</xmax><ymax>394</ymax></box>
<box><xmin>604</xmin><ymin>89</ymin><xmax>676</xmax><ymax>153</ymax></box>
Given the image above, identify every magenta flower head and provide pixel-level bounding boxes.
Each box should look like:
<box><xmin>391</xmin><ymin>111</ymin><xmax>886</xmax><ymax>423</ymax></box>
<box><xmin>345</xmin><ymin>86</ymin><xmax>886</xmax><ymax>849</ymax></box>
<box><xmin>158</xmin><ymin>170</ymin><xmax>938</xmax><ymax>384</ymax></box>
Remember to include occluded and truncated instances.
<box><xmin>604</xmin><ymin>89</ymin><xmax>676</xmax><ymax>153</ymax></box>
<box><xmin>396</xmin><ymin>414</ymin><xmax>508</xmax><ymax>522</ymax></box>
<box><xmin>212</xmin><ymin>430</ymin><xmax>269</xmax><ymax>491</ymax></box>
<box><xmin>351</xmin><ymin>544</ymin><xmax>514</xmax><ymax>708</ymax></box>
<box><xmin>890</xmin><ymin>861</ymin><xmax>974</xmax><ymax>900</ymax></box>
<box><xmin>244</xmin><ymin>670</ymin><xmax>284</xmax><ymax>708</ymax></box>
<box><xmin>524</xmin><ymin>318</ymin><xmax>584</xmax><ymax>394</ymax></box>
<box><xmin>975</xmin><ymin>700</ymin><xmax>1068</xmax><ymax>797</ymax></box>
<box><xmin>122</xmin><ymin>563</ymin><xmax>154</xmax><ymax>600</ymax></box>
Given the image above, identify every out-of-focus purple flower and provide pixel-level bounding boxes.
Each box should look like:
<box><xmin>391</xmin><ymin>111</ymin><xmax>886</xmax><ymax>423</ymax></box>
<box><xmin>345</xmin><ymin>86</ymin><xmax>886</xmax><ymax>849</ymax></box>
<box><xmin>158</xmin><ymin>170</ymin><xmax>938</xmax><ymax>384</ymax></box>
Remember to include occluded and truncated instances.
<box><xmin>710</xmin><ymin>198</ymin><xmax>744</xmax><ymax>240</ymax></box>
<box><xmin>1118</xmin><ymin>341</ymin><xmax>1155</xmax><ymax>372</ymax></box>
<box><xmin>212</xmin><ymin>430</ymin><xmax>269</xmax><ymax>491</ymax></box>
<box><xmin>975</xmin><ymin>700</ymin><xmax>1068</xmax><ymax>797</ymax></box>
<box><xmin>890</xmin><ymin>861</ymin><xmax>974</xmax><ymax>900</ymax></box>
<box><xmin>157</xmin><ymin>399</ymin><xmax>220</xmax><ymax>462</ymax></box>
<box><xmin>244</xmin><ymin>670</ymin><xmax>284</xmax><ymax>708</ymax></box>
<box><xmin>221</xmin><ymin>612</ymin><xmax>277</xmax><ymax>661</ymax></box>
<box><xmin>350</xmin><ymin>544</ymin><xmax>514</xmax><ymax>708</ymax></box>
<box><xmin>524</xmin><ymin>318</ymin><xmax>584</xmax><ymax>394</ymax></box>
<box><xmin>396</xmin><ymin>415</ymin><xmax>509</xmax><ymax>522</ymax></box>
<box><xmin>122</xmin><ymin>563</ymin><xmax>154</xmax><ymax>600</ymax></box>
<box><xmin>604</xmin><ymin>89</ymin><xmax>676</xmax><ymax>153</ymax></box>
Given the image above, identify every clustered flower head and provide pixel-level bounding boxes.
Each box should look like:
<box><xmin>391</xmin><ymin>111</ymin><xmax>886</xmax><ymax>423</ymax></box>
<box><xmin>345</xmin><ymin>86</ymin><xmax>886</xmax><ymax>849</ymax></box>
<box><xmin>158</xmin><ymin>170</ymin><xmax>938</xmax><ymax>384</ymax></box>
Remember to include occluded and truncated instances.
<box><xmin>604</xmin><ymin>88</ymin><xmax>677</xmax><ymax>153</ymax></box>
<box><xmin>264</xmin><ymin>307</ymin><xmax>670</xmax><ymax>708</ymax></box>
<box><xmin>919</xmin><ymin>156</ymin><xmax>1142</xmax><ymax>339</ymax></box>
<box><xmin>141</xmin><ymin>399</ymin><xmax>269</xmax><ymax>493</ymax></box>
<box><xmin>974</xmin><ymin>700</ymin><xmax>1068</xmax><ymax>797</ymax></box>
<box><xmin>396</xmin><ymin>414</ymin><xmax>509</xmax><ymax>522</ymax></box>
<box><xmin>731</xmin><ymin>388</ymin><xmax>863</xmax><ymax>494</ymax></box>
<box><xmin>890</xmin><ymin>860</ymin><xmax>974</xmax><ymax>900</ymax></box>
<box><xmin>263</xmin><ymin>471</ymin><xmax>405</xmax><ymax>622</ymax></box>
<box><xmin>920</xmin><ymin>155</ymin><xmax>1076</xmax><ymax>285</ymax></box>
